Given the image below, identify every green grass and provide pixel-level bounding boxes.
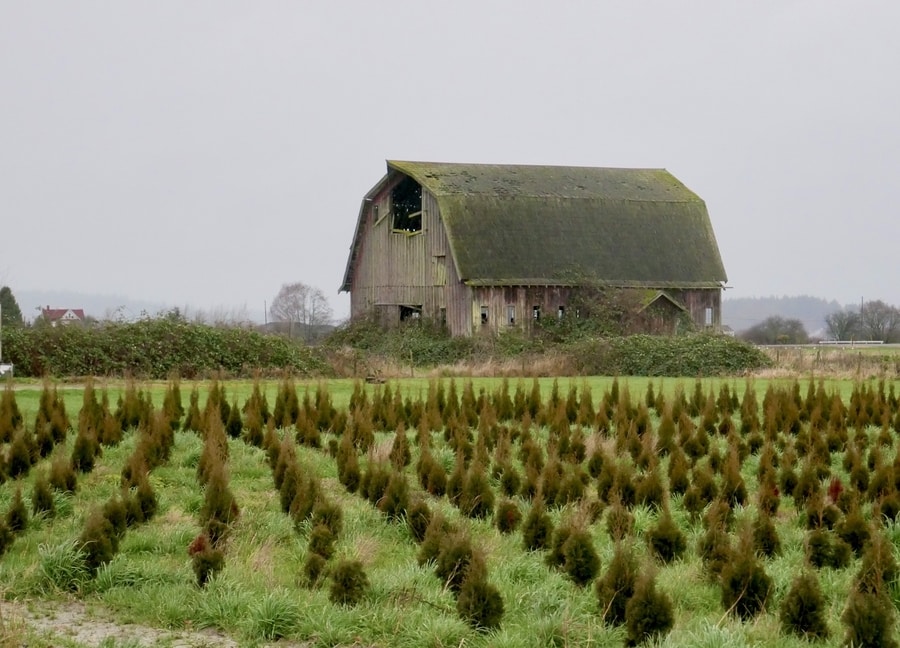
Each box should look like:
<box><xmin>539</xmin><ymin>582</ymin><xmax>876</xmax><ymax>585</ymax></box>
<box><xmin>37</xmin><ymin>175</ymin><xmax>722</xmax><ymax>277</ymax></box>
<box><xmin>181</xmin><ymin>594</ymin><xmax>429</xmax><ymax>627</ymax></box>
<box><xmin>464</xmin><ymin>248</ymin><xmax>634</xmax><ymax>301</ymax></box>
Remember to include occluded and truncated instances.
<box><xmin>1</xmin><ymin>375</ymin><xmax>899</xmax><ymax>646</ymax></box>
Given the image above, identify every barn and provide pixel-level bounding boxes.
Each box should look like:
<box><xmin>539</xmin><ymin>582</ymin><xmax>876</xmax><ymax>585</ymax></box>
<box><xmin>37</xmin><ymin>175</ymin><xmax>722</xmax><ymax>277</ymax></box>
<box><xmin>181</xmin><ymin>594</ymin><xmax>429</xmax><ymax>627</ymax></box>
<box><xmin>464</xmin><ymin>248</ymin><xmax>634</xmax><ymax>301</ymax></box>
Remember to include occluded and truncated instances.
<box><xmin>340</xmin><ymin>161</ymin><xmax>728</xmax><ymax>337</ymax></box>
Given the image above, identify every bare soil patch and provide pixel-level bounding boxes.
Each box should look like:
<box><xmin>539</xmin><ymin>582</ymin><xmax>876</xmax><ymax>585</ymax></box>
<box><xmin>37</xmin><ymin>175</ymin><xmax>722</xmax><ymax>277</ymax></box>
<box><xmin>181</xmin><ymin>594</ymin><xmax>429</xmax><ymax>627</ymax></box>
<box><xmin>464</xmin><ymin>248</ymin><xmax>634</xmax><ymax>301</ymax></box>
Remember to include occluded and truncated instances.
<box><xmin>1</xmin><ymin>598</ymin><xmax>307</xmax><ymax>648</ymax></box>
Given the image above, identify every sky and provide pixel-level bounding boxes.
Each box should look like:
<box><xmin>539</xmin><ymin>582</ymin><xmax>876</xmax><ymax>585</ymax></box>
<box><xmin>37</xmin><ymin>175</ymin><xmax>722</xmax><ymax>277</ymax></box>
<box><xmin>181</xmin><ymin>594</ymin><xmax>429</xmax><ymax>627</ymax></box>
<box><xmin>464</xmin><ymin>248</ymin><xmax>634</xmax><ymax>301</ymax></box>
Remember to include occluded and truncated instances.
<box><xmin>2</xmin><ymin>2</ymin><xmax>898</xmax><ymax>322</ymax></box>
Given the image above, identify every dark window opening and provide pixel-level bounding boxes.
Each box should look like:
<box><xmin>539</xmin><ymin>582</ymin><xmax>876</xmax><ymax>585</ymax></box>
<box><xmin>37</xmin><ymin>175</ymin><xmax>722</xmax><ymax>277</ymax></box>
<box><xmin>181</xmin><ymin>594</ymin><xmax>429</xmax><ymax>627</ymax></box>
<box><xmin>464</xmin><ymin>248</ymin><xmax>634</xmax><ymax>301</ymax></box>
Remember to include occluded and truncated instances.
<box><xmin>507</xmin><ymin>305</ymin><xmax>516</xmax><ymax>325</ymax></box>
<box><xmin>391</xmin><ymin>176</ymin><xmax>422</xmax><ymax>232</ymax></box>
<box><xmin>533</xmin><ymin>305</ymin><xmax>541</xmax><ymax>320</ymax></box>
<box><xmin>480</xmin><ymin>306</ymin><xmax>488</xmax><ymax>325</ymax></box>
<box><xmin>558</xmin><ymin>305</ymin><xmax>565</xmax><ymax>319</ymax></box>
<box><xmin>400</xmin><ymin>305</ymin><xmax>422</xmax><ymax>322</ymax></box>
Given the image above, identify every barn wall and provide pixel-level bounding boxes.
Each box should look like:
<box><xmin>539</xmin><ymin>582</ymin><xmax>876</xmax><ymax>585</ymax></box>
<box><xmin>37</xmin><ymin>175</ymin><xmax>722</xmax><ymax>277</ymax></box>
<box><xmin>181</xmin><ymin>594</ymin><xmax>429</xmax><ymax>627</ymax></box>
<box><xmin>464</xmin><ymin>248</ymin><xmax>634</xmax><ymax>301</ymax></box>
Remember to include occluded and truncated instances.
<box><xmin>470</xmin><ymin>286</ymin><xmax>576</xmax><ymax>335</ymax></box>
<box><xmin>349</xmin><ymin>177</ymin><xmax>469</xmax><ymax>330</ymax></box>
<box><xmin>674</xmin><ymin>289</ymin><xmax>722</xmax><ymax>329</ymax></box>
<box><xmin>348</xmin><ymin>174</ymin><xmax>724</xmax><ymax>336</ymax></box>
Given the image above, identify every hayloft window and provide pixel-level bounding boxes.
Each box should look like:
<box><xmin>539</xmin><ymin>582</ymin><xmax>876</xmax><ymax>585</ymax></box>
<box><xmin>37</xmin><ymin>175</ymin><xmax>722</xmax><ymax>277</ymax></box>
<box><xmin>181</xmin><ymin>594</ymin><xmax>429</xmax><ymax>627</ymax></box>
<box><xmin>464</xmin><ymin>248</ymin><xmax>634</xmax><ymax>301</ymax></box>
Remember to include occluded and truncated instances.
<box><xmin>533</xmin><ymin>305</ymin><xmax>541</xmax><ymax>321</ymax></box>
<box><xmin>507</xmin><ymin>305</ymin><xmax>516</xmax><ymax>326</ymax></box>
<box><xmin>558</xmin><ymin>306</ymin><xmax>565</xmax><ymax>319</ymax></box>
<box><xmin>705</xmin><ymin>307</ymin><xmax>714</xmax><ymax>327</ymax></box>
<box><xmin>391</xmin><ymin>176</ymin><xmax>423</xmax><ymax>233</ymax></box>
<box><xmin>480</xmin><ymin>306</ymin><xmax>488</xmax><ymax>325</ymax></box>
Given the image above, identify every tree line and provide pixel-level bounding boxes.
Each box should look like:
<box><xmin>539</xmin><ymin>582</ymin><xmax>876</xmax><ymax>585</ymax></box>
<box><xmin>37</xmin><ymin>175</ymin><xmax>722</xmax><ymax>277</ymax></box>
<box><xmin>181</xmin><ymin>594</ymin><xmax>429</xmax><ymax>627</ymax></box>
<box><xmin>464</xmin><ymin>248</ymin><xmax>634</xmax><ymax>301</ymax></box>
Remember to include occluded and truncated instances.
<box><xmin>740</xmin><ymin>299</ymin><xmax>900</xmax><ymax>345</ymax></box>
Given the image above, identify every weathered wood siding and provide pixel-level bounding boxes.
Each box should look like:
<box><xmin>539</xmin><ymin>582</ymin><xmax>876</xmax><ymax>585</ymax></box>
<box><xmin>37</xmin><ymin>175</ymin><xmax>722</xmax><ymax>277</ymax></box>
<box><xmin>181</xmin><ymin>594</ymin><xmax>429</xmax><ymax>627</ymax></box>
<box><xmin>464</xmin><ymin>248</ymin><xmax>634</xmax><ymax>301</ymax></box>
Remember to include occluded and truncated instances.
<box><xmin>349</xmin><ymin>175</ymin><xmax>474</xmax><ymax>333</ymax></box>
<box><xmin>673</xmin><ymin>289</ymin><xmax>722</xmax><ymax>329</ymax></box>
<box><xmin>470</xmin><ymin>286</ymin><xmax>576</xmax><ymax>335</ymax></box>
<box><xmin>468</xmin><ymin>286</ymin><xmax>721</xmax><ymax>336</ymax></box>
<box><xmin>348</xmin><ymin>171</ymin><xmax>723</xmax><ymax>337</ymax></box>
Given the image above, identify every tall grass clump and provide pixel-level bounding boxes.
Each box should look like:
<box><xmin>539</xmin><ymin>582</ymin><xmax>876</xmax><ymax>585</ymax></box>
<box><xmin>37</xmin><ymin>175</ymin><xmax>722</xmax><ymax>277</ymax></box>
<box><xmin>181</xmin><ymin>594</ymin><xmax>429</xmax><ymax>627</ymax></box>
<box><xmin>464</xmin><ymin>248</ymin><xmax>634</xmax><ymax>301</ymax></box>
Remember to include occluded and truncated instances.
<box><xmin>37</xmin><ymin>541</ymin><xmax>90</xmax><ymax>593</ymax></box>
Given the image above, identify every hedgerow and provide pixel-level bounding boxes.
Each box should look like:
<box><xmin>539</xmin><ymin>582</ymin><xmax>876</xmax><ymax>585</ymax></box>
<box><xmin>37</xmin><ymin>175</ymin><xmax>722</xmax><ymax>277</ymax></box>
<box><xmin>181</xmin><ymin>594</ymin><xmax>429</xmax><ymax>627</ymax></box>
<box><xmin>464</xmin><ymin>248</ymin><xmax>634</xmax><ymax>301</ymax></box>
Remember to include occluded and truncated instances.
<box><xmin>1</xmin><ymin>319</ymin><xmax>329</xmax><ymax>378</ymax></box>
<box><xmin>569</xmin><ymin>334</ymin><xmax>772</xmax><ymax>376</ymax></box>
<box><xmin>325</xmin><ymin>317</ymin><xmax>770</xmax><ymax>376</ymax></box>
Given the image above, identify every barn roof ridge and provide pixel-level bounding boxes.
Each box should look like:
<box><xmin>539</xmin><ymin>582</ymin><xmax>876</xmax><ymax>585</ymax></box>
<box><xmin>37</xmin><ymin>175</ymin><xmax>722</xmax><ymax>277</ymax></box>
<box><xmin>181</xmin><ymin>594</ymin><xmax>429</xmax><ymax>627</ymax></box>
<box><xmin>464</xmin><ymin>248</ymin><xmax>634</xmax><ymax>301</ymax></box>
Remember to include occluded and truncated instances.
<box><xmin>341</xmin><ymin>160</ymin><xmax>727</xmax><ymax>293</ymax></box>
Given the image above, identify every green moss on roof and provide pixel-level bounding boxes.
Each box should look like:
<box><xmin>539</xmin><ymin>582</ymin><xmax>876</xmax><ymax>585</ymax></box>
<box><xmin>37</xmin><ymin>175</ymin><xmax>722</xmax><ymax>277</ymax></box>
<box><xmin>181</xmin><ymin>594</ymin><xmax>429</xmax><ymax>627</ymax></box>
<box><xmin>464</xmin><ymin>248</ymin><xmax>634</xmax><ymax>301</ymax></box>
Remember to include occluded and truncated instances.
<box><xmin>342</xmin><ymin>161</ymin><xmax>728</xmax><ymax>292</ymax></box>
<box><xmin>388</xmin><ymin>161</ymin><xmax>703</xmax><ymax>202</ymax></box>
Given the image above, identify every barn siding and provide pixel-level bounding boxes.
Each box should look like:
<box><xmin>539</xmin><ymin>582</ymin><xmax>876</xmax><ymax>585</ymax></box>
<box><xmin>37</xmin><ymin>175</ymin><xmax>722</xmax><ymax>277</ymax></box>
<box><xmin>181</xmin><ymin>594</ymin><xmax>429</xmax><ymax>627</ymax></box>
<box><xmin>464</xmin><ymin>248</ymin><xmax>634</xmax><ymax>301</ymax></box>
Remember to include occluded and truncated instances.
<box><xmin>471</xmin><ymin>286</ymin><xmax>577</xmax><ymax>335</ymax></box>
<box><xmin>349</xmin><ymin>178</ymin><xmax>468</xmax><ymax>330</ymax></box>
<box><xmin>674</xmin><ymin>289</ymin><xmax>722</xmax><ymax>329</ymax></box>
<box><xmin>348</xmin><ymin>170</ymin><xmax>724</xmax><ymax>337</ymax></box>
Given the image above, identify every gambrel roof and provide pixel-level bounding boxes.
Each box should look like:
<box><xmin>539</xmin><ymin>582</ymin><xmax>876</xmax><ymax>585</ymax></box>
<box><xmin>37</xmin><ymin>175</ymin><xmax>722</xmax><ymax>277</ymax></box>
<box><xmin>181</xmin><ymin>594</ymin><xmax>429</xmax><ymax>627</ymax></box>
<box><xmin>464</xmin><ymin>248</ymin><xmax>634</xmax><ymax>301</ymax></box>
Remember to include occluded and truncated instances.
<box><xmin>341</xmin><ymin>161</ymin><xmax>727</xmax><ymax>291</ymax></box>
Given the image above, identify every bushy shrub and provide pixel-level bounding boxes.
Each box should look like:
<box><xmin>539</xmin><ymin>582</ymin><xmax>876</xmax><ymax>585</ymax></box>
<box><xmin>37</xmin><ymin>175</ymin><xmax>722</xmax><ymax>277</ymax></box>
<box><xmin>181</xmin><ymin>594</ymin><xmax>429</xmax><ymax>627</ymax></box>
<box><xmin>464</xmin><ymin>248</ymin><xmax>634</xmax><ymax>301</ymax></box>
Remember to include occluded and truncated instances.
<box><xmin>2</xmin><ymin>318</ymin><xmax>329</xmax><ymax>378</ymax></box>
<box><xmin>596</xmin><ymin>543</ymin><xmax>637</xmax><ymax>626</ymax></box>
<box><xmin>625</xmin><ymin>572</ymin><xmax>674</xmax><ymax>646</ymax></box>
<box><xmin>460</xmin><ymin>464</ymin><xmax>495</xmax><ymax>519</ymax></box>
<box><xmin>562</xmin><ymin>527</ymin><xmax>601</xmax><ymax>587</ymax></box>
<box><xmin>495</xmin><ymin>499</ymin><xmax>522</xmax><ymax>534</ymax></box>
<box><xmin>308</xmin><ymin>524</ymin><xmax>336</xmax><ymax>560</ymax></box>
<box><xmin>406</xmin><ymin>499</ymin><xmax>432</xmax><ymax>543</ymax></box>
<box><xmin>311</xmin><ymin>498</ymin><xmax>343</xmax><ymax>537</ymax></box>
<box><xmin>0</xmin><ymin>519</ymin><xmax>14</xmax><ymax>557</ymax></box>
<box><xmin>31</xmin><ymin>471</ymin><xmax>56</xmax><ymax>518</ymax></box>
<box><xmin>836</xmin><ymin>507</ymin><xmax>870</xmax><ymax>555</ymax></box>
<box><xmin>842</xmin><ymin>590</ymin><xmax>897</xmax><ymax>648</ymax></box>
<box><xmin>570</xmin><ymin>334</ymin><xmax>772</xmax><ymax>377</ymax></box>
<box><xmin>720</xmin><ymin>550</ymin><xmax>772</xmax><ymax>621</ymax></box>
<box><xmin>329</xmin><ymin>559</ymin><xmax>369</xmax><ymax>607</ymax></box>
<box><xmin>303</xmin><ymin>552</ymin><xmax>328</xmax><ymax>587</ymax></box>
<box><xmin>5</xmin><ymin>486</ymin><xmax>28</xmax><ymax>534</ymax></box>
<box><xmin>752</xmin><ymin>511</ymin><xmax>781</xmax><ymax>558</ymax></box>
<box><xmin>435</xmin><ymin>533</ymin><xmax>480</xmax><ymax>594</ymax></box>
<box><xmin>378</xmin><ymin>471</ymin><xmax>409</xmax><ymax>521</ymax></box>
<box><xmin>806</xmin><ymin>529</ymin><xmax>851</xmax><ymax>570</ymax></box>
<box><xmin>646</xmin><ymin>509</ymin><xmax>686</xmax><ymax>564</ymax></box>
<box><xmin>457</xmin><ymin>574</ymin><xmax>504</xmax><ymax>631</ymax></box>
<box><xmin>522</xmin><ymin>499</ymin><xmax>553</xmax><ymax>552</ymax></box>
<box><xmin>77</xmin><ymin>509</ymin><xmax>117</xmax><ymax>574</ymax></box>
<box><xmin>50</xmin><ymin>452</ymin><xmax>78</xmax><ymax>493</ymax></box>
<box><xmin>188</xmin><ymin>534</ymin><xmax>224</xmax><ymax>587</ymax></box>
<box><xmin>779</xmin><ymin>572</ymin><xmax>829</xmax><ymax>640</ymax></box>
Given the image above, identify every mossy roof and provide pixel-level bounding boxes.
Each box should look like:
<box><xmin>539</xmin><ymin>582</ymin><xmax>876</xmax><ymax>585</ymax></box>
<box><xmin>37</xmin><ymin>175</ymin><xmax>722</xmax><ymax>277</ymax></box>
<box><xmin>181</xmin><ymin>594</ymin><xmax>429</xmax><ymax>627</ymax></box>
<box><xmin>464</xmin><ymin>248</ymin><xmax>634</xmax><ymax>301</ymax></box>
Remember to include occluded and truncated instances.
<box><xmin>341</xmin><ymin>161</ymin><xmax>727</xmax><ymax>291</ymax></box>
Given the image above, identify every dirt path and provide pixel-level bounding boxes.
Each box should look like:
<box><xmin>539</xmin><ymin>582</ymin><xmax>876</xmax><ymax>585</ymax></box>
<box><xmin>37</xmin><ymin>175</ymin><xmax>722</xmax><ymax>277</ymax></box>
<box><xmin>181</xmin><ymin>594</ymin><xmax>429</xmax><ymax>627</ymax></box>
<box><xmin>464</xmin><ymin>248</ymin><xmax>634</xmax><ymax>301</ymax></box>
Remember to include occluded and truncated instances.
<box><xmin>0</xmin><ymin>598</ymin><xmax>300</xmax><ymax>648</ymax></box>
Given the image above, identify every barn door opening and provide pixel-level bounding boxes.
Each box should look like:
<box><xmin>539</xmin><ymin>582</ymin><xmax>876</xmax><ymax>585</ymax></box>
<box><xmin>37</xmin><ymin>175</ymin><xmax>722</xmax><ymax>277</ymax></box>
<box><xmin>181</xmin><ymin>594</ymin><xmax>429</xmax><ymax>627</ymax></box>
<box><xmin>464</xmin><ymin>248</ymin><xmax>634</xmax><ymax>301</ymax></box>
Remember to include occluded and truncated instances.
<box><xmin>399</xmin><ymin>305</ymin><xmax>422</xmax><ymax>322</ymax></box>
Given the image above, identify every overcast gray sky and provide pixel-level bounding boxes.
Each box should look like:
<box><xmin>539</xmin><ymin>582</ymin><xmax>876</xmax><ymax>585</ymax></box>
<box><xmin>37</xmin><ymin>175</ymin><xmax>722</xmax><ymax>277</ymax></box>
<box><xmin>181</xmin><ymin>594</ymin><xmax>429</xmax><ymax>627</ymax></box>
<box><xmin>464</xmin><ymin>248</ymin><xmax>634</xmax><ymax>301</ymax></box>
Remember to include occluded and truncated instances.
<box><xmin>2</xmin><ymin>2</ymin><xmax>898</xmax><ymax>321</ymax></box>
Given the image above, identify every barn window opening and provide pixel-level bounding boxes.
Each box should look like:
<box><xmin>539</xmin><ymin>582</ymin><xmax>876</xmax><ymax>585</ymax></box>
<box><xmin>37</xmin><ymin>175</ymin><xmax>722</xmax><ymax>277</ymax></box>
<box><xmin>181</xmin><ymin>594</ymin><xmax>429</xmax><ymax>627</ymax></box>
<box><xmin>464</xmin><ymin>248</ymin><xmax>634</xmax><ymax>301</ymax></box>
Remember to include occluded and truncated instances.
<box><xmin>533</xmin><ymin>305</ymin><xmax>541</xmax><ymax>321</ymax></box>
<box><xmin>507</xmin><ymin>305</ymin><xmax>516</xmax><ymax>325</ymax></box>
<box><xmin>480</xmin><ymin>306</ymin><xmax>488</xmax><ymax>325</ymax></box>
<box><xmin>392</xmin><ymin>176</ymin><xmax>423</xmax><ymax>233</ymax></box>
<box><xmin>558</xmin><ymin>305</ymin><xmax>565</xmax><ymax>319</ymax></box>
<box><xmin>704</xmin><ymin>306</ymin><xmax>714</xmax><ymax>327</ymax></box>
<box><xmin>400</xmin><ymin>305</ymin><xmax>422</xmax><ymax>322</ymax></box>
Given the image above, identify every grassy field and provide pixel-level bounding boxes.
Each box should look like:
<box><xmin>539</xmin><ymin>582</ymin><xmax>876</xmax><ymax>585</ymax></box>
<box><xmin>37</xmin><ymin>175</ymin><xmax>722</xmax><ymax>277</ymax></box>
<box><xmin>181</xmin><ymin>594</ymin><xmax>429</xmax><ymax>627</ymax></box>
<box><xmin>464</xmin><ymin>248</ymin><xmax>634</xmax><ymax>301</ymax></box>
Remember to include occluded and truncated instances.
<box><xmin>1</xmin><ymin>375</ymin><xmax>900</xmax><ymax>647</ymax></box>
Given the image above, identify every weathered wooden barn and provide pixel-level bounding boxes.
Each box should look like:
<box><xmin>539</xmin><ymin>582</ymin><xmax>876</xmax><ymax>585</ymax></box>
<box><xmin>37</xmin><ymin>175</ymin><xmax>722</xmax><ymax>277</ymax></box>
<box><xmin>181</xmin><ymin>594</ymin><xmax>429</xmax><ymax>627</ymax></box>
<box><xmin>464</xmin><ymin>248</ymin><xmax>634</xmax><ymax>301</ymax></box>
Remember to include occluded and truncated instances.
<box><xmin>340</xmin><ymin>161</ymin><xmax>728</xmax><ymax>337</ymax></box>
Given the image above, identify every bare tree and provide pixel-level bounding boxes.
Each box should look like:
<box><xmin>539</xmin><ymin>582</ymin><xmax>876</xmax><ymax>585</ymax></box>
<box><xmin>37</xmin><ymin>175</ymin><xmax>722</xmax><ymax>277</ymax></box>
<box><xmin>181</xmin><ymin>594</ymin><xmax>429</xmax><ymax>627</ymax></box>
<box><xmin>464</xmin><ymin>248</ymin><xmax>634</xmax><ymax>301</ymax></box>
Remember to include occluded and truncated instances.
<box><xmin>860</xmin><ymin>300</ymin><xmax>900</xmax><ymax>342</ymax></box>
<box><xmin>269</xmin><ymin>282</ymin><xmax>333</xmax><ymax>342</ymax></box>
<box><xmin>824</xmin><ymin>309</ymin><xmax>861</xmax><ymax>341</ymax></box>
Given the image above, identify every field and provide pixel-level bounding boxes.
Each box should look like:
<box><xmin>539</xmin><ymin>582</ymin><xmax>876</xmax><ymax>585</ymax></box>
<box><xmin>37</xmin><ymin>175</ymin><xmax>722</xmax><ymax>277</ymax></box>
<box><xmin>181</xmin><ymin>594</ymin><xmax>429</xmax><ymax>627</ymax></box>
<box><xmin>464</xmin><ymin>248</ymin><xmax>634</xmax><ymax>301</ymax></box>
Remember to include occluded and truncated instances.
<box><xmin>1</xmin><ymin>375</ymin><xmax>900</xmax><ymax>647</ymax></box>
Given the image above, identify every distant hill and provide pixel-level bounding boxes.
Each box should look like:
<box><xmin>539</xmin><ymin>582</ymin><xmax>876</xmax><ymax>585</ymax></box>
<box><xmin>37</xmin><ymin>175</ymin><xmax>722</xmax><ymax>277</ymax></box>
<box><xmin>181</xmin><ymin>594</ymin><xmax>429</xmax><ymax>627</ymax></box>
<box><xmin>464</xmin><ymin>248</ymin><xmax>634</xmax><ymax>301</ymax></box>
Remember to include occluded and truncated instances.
<box><xmin>722</xmin><ymin>295</ymin><xmax>844</xmax><ymax>336</ymax></box>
